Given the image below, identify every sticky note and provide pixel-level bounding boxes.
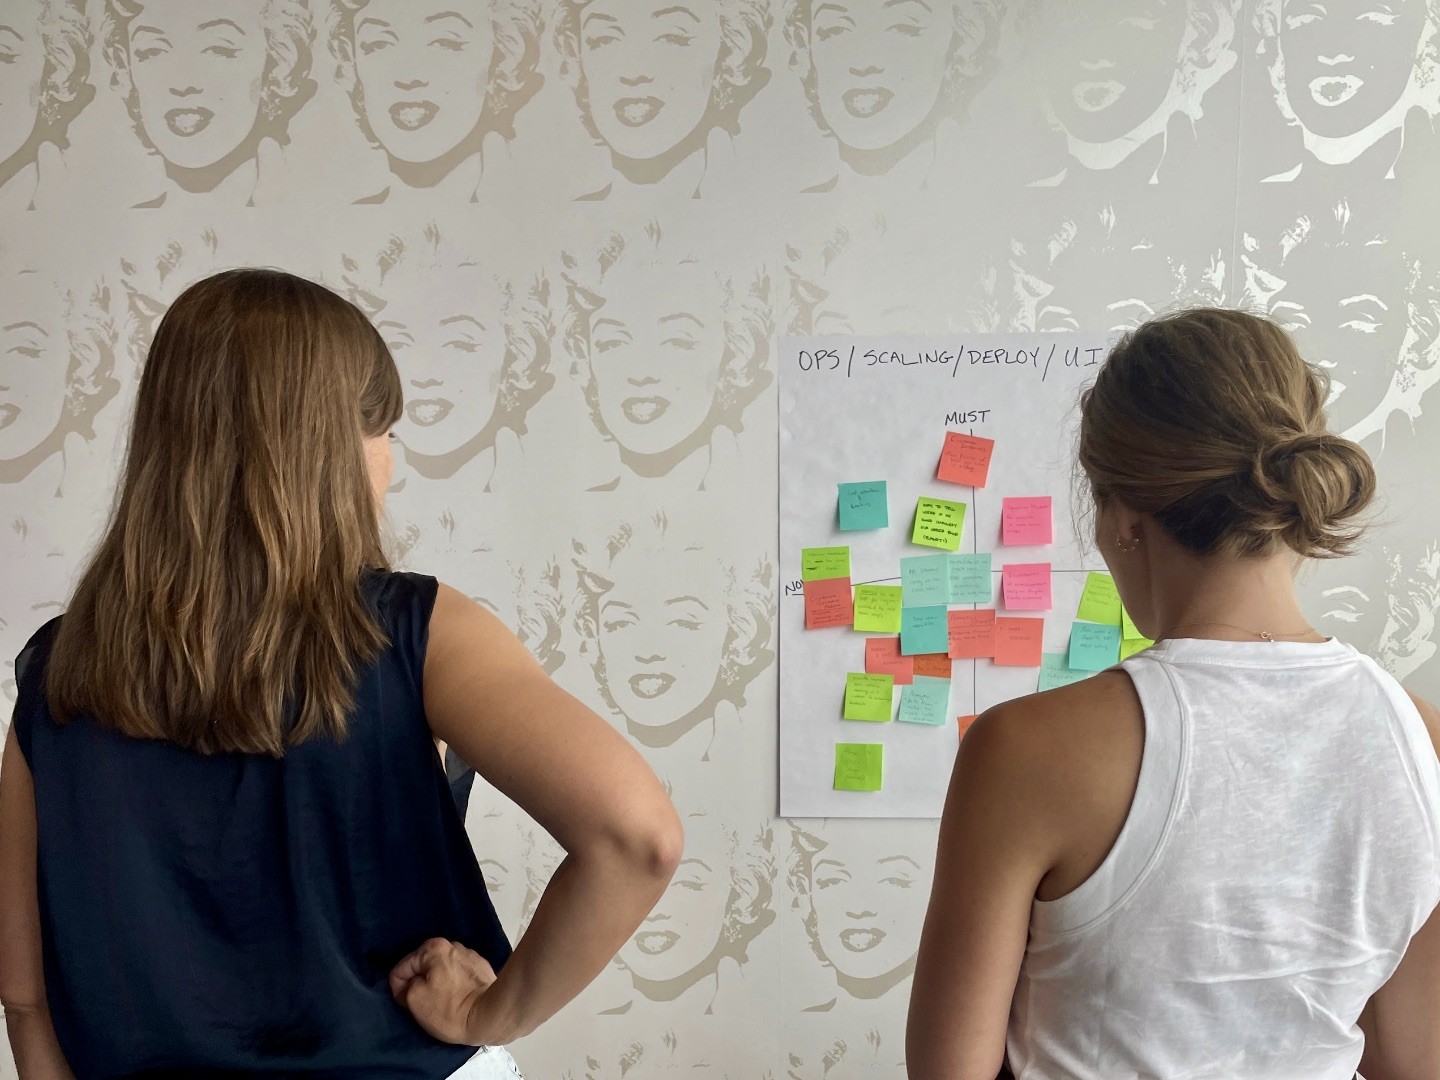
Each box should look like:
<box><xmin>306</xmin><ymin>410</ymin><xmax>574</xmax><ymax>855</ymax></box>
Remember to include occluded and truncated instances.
<box><xmin>900</xmin><ymin>554</ymin><xmax>950</xmax><ymax>607</ymax></box>
<box><xmin>1121</xmin><ymin>636</ymin><xmax>1154</xmax><ymax>661</ymax></box>
<box><xmin>898</xmin><ymin>676</ymin><xmax>951</xmax><ymax>726</ymax></box>
<box><xmin>865</xmin><ymin>637</ymin><xmax>914</xmax><ymax>684</ymax></box>
<box><xmin>802</xmin><ymin>546</ymin><xmax>850</xmax><ymax>581</ymax></box>
<box><xmin>912</xmin><ymin>497</ymin><xmax>965</xmax><ymax>551</ymax></box>
<box><xmin>994</xmin><ymin>616</ymin><xmax>1044</xmax><ymax>666</ymax></box>
<box><xmin>946</xmin><ymin>553</ymin><xmax>992</xmax><ymax>604</ymax></box>
<box><xmin>1069</xmin><ymin>621</ymin><xmax>1122</xmax><ymax>671</ymax></box>
<box><xmin>901</xmin><ymin>605</ymin><xmax>949</xmax><ymax>656</ymax></box>
<box><xmin>912</xmin><ymin>653</ymin><xmax>952</xmax><ymax>679</ymax></box>
<box><xmin>843</xmin><ymin>673</ymin><xmax>894</xmax><ymax>722</ymax></box>
<box><xmin>834</xmin><ymin>742</ymin><xmax>883</xmax><ymax>791</ymax></box>
<box><xmin>936</xmin><ymin>431</ymin><xmax>995</xmax><ymax>487</ymax></box>
<box><xmin>853</xmin><ymin>585</ymin><xmax>903</xmax><ymax>633</ymax></box>
<box><xmin>1122</xmin><ymin>607</ymin><xmax>1142</xmax><ymax>641</ymax></box>
<box><xmin>1002</xmin><ymin>497</ymin><xmax>1053</xmax><ymax>546</ymax></box>
<box><xmin>1039</xmin><ymin>652</ymin><xmax>1092</xmax><ymax>691</ymax></box>
<box><xmin>958</xmin><ymin>714</ymin><xmax>980</xmax><ymax>737</ymax></box>
<box><xmin>948</xmin><ymin>609</ymin><xmax>997</xmax><ymax>658</ymax></box>
<box><xmin>838</xmin><ymin>482</ymin><xmax>888</xmax><ymax>531</ymax></box>
<box><xmin>1002</xmin><ymin>562</ymin><xmax>1052</xmax><ymax>611</ymax></box>
<box><xmin>1077</xmin><ymin>572</ymin><xmax>1123</xmax><ymax>626</ymax></box>
<box><xmin>805</xmin><ymin>577</ymin><xmax>853</xmax><ymax>629</ymax></box>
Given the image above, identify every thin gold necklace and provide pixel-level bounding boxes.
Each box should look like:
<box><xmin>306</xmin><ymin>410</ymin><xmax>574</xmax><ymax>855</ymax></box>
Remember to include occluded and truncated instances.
<box><xmin>1162</xmin><ymin>621</ymin><xmax>1322</xmax><ymax>643</ymax></box>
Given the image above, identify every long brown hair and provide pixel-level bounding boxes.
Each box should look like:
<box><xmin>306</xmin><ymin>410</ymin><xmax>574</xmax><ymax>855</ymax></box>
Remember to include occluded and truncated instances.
<box><xmin>1078</xmin><ymin>307</ymin><xmax>1376</xmax><ymax>560</ymax></box>
<box><xmin>45</xmin><ymin>268</ymin><xmax>403</xmax><ymax>755</ymax></box>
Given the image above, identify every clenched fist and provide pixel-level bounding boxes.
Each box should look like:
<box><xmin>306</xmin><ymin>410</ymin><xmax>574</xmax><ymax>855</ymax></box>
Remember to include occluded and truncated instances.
<box><xmin>389</xmin><ymin>937</ymin><xmax>498</xmax><ymax>1045</ymax></box>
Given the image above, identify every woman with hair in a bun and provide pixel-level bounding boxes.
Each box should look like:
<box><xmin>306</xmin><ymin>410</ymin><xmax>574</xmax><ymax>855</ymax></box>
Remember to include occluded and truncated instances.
<box><xmin>908</xmin><ymin>308</ymin><xmax>1440</xmax><ymax>1080</ymax></box>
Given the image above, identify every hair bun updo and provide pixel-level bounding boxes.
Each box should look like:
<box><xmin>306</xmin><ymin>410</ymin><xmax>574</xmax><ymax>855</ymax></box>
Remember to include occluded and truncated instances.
<box><xmin>1078</xmin><ymin>308</ymin><xmax>1377</xmax><ymax>560</ymax></box>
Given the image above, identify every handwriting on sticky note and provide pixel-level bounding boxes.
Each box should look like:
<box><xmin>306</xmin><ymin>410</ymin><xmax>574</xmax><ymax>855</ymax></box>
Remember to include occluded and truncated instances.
<box><xmin>853</xmin><ymin>585</ymin><xmax>903</xmax><ymax>633</ymax></box>
<box><xmin>843</xmin><ymin>672</ymin><xmax>894</xmax><ymax>722</ymax></box>
<box><xmin>865</xmin><ymin>637</ymin><xmax>914</xmax><ymax>684</ymax></box>
<box><xmin>912</xmin><ymin>653</ymin><xmax>952</xmax><ymax>680</ymax></box>
<box><xmin>1002</xmin><ymin>497</ymin><xmax>1052</xmax><ymax>546</ymax></box>
<box><xmin>946</xmin><ymin>553</ymin><xmax>992</xmax><ymax>604</ymax></box>
<box><xmin>948</xmin><ymin>609</ymin><xmax>997</xmax><ymax>659</ymax></box>
<box><xmin>834</xmin><ymin>742</ymin><xmax>883</xmax><ymax>791</ymax></box>
<box><xmin>901</xmin><ymin>605</ymin><xmax>949</xmax><ymax>656</ymax></box>
<box><xmin>1077</xmin><ymin>572</ymin><xmax>1122</xmax><ymax>626</ymax></box>
<box><xmin>936</xmin><ymin>431</ymin><xmax>995</xmax><ymax>487</ymax></box>
<box><xmin>1120</xmin><ymin>636</ymin><xmax>1154</xmax><ymax>661</ymax></box>
<box><xmin>901</xmin><ymin>554</ymin><xmax>949</xmax><ymax>607</ymax></box>
<box><xmin>1002</xmin><ymin>562</ymin><xmax>1052</xmax><ymax>611</ymax></box>
<box><xmin>1069</xmin><ymin>621</ymin><xmax>1121</xmax><ymax>671</ymax></box>
<box><xmin>912</xmin><ymin>497</ymin><xmax>965</xmax><ymax>551</ymax></box>
<box><xmin>898</xmin><ymin>676</ymin><xmax>951</xmax><ymax>726</ymax></box>
<box><xmin>1038</xmin><ymin>652</ymin><xmax>1093</xmax><ymax>691</ymax></box>
<box><xmin>802</xmin><ymin>546</ymin><xmax>850</xmax><ymax>581</ymax></box>
<box><xmin>804</xmin><ymin>577</ymin><xmax>853</xmax><ymax>629</ymax></box>
<box><xmin>994</xmin><ymin>616</ymin><xmax>1044</xmax><ymax>666</ymax></box>
<box><xmin>838</xmin><ymin>481</ymin><xmax>888</xmax><ymax>532</ymax></box>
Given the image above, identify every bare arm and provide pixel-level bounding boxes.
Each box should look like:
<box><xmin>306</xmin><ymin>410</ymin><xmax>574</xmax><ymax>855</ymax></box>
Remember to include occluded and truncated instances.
<box><xmin>411</xmin><ymin>583</ymin><xmax>682</xmax><ymax>1044</ymax></box>
<box><xmin>0</xmin><ymin>726</ymin><xmax>76</xmax><ymax>1080</ymax></box>
<box><xmin>1357</xmin><ymin>692</ymin><xmax>1440</xmax><ymax>1080</ymax></box>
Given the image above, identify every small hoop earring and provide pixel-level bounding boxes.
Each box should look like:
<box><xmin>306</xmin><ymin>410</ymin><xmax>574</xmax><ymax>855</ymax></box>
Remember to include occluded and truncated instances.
<box><xmin>1116</xmin><ymin>534</ymin><xmax>1140</xmax><ymax>553</ymax></box>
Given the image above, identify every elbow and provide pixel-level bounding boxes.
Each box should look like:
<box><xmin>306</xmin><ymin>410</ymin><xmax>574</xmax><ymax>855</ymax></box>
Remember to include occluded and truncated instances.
<box><xmin>605</xmin><ymin>800</ymin><xmax>684</xmax><ymax>884</ymax></box>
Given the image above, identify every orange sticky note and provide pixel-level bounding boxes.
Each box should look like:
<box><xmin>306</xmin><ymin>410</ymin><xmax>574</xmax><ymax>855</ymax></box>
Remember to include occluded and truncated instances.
<box><xmin>805</xmin><ymin>577</ymin><xmax>853</xmax><ymax>629</ymax></box>
<box><xmin>958</xmin><ymin>714</ymin><xmax>980</xmax><ymax>737</ymax></box>
<box><xmin>994</xmin><ymin>616</ymin><xmax>1045</xmax><ymax>666</ymax></box>
<box><xmin>912</xmin><ymin>653</ymin><xmax>952</xmax><ymax>680</ymax></box>
<box><xmin>1002</xmin><ymin>496</ymin><xmax>1053</xmax><ymax>546</ymax></box>
<box><xmin>1002</xmin><ymin>562</ymin><xmax>1052</xmax><ymax>611</ymax></box>
<box><xmin>865</xmin><ymin>637</ymin><xmax>914</xmax><ymax>685</ymax></box>
<box><xmin>937</xmin><ymin>431</ymin><xmax>995</xmax><ymax>487</ymax></box>
<box><xmin>948</xmin><ymin>609</ymin><xmax>997</xmax><ymax>658</ymax></box>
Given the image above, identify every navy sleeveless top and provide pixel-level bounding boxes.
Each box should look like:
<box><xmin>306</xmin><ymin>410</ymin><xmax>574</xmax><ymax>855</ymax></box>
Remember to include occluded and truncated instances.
<box><xmin>10</xmin><ymin>568</ymin><xmax>512</xmax><ymax>1079</ymax></box>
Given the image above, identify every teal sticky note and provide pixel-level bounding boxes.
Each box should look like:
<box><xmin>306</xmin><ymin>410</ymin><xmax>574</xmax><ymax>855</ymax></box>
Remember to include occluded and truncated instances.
<box><xmin>838</xmin><ymin>481</ymin><xmax>889</xmax><ymax>531</ymax></box>
<box><xmin>946</xmin><ymin>553</ymin><xmax>992</xmax><ymax>604</ymax></box>
<box><xmin>898</xmin><ymin>675</ymin><xmax>951</xmax><ymax>726</ymax></box>
<box><xmin>1038</xmin><ymin>652</ymin><xmax>1092</xmax><ymax>691</ymax></box>
<box><xmin>901</xmin><ymin>605</ymin><xmax>949</xmax><ymax>656</ymax></box>
<box><xmin>901</xmin><ymin>554</ymin><xmax>949</xmax><ymax>607</ymax></box>
<box><xmin>1069</xmin><ymin>621</ymin><xmax>1122</xmax><ymax>671</ymax></box>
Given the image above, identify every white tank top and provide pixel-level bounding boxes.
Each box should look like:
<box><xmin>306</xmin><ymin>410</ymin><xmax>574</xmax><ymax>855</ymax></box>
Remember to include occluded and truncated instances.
<box><xmin>1007</xmin><ymin>636</ymin><xmax>1440</xmax><ymax>1080</ymax></box>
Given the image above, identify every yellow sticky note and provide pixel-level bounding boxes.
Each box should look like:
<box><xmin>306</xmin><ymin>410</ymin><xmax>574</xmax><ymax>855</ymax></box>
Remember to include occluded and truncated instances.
<box><xmin>834</xmin><ymin>742</ymin><xmax>883</xmax><ymax>791</ymax></box>
<box><xmin>1077</xmin><ymin>572</ymin><xmax>1123</xmax><ymax>626</ymax></box>
<box><xmin>853</xmin><ymin>585</ymin><xmax>903</xmax><ymax>633</ymax></box>
<box><xmin>802</xmin><ymin>546</ymin><xmax>850</xmax><ymax>582</ymax></box>
<box><xmin>843</xmin><ymin>673</ymin><xmax>894</xmax><ymax>722</ymax></box>
<box><xmin>1120</xmin><ymin>636</ymin><xmax>1154</xmax><ymax>660</ymax></box>
<box><xmin>1121</xmin><ymin>607</ymin><xmax>1142</xmax><ymax>640</ymax></box>
<box><xmin>912</xmin><ymin>497</ymin><xmax>965</xmax><ymax>551</ymax></box>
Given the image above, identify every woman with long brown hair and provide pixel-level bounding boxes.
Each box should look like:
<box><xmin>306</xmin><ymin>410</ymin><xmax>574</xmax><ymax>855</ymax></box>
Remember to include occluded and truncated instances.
<box><xmin>0</xmin><ymin>267</ymin><xmax>683</xmax><ymax>1078</ymax></box>
<box><xmin>908</xmin><ymin>308</ymin><xmax>1440</xmax><ymax>1079</ymax></box>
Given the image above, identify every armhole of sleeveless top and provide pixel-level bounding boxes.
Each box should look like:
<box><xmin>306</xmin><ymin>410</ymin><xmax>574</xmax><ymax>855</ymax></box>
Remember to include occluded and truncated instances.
<box><xmin>1029</xmin><ymin>655</ymin><xmax>1189</xmax><ymax>937</ymax></box>
<box><xmin>9</xmin><ymin>617</ymin><xmax>62</xmax><ymax>767</ymax></box>
<box><xmin>1355</xmin><ymin>654</ymin><xmax>1440</xmax><ymax>876</ymax></box>
<box><xmin>395</xmin><ymin>573</ymin><xmax>441</xmax><ymax>708</ymax></box>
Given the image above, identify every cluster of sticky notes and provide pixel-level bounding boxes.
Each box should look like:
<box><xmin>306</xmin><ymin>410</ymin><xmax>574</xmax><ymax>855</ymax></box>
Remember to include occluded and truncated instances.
<box><xmin>838</xmin><ymin>481</ymin><xmax>888</xmax><ymax>531</ymax></box>
<box><xmin>802</xmin><ymin>546</ymin><xmax>854</xmax><ymax>630</ymax></box>
<box><xmin>834</xmin><ymin>742</ymin><xmax>883</xmax><ymax>791</ymax></box>
<box><xmin>1070</xmin><ymin>571</ymin><xmax>1153</xmax><ymax>669</ymax></box>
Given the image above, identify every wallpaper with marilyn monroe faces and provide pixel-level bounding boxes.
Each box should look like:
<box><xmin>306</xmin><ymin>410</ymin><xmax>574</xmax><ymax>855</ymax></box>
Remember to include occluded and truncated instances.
<box><xmin>2</xmin><ymin>1</ymin><xmax>1440</xmax><ymax>1076</ymax></box>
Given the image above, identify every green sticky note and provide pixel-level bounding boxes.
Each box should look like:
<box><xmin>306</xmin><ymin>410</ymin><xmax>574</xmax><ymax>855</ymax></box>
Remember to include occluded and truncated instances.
<box><xmin>1069</xmin><ymin>621</ymin><xmax>1122</xmax><ymax>671</ymax></box>
<box><xmin>853</xmin><ymin>585</ymin><xmax>903</xmax><ymax>632</ymax></box>
<box><xmin>1077</xmin><ymin>572</ymin><xmax>1123</xmax><ymax>626</ymax></box>
<box><xmin>897</xmin><ymin>675</ymin><xmax>951</xmax><ymax>726</ymax></box>
<box><xmin>834</xmin><ymin>742</ymin><xmax>883</xmax><ymax>791</ymax></box>
<box><xmin>911</xmin><ymin>496</ymin><xmax>965</xmax><ymax>551</ymax></box>
<box><xmin>901</xmin><ymin>605</ymin><xmax>950</xmax><ymax>656</ymax></box>
<box><xmin>1038</xmin><ymin>652</ymin><xmax>1092</xmax><ymax>691</ymax></box>
<box><xmin>1120</xmin><ymin>636</ymin><xmax>1154</xmax><ymax>660</ymax></box>
<box><xmin>947</xmin><ymin>553</ymin><xmax>992</xmax><ymax>604</ymax></box>
<box><xmin>843</xmin><ymin>672</ymin><xmax>894</xmax><ymax>722</ymax></box>
<box><xmin>1121</xmin><ymin>606</ymin><xmax>1142</xmax><ymax>640</ymax></box>
<box><xmin>802</xmin><ymin>546</ymin><xmax>851</xmax><ymax>582</ymax></box>
<box><xmin>901</xmin><ymin>554</ymin><xmax>949</xmax><ymax>607</ymax></box>
<box><xmin>838</xmin><ymin>482</ymin><xmax>888</xmax><ymax>531</ymax></box>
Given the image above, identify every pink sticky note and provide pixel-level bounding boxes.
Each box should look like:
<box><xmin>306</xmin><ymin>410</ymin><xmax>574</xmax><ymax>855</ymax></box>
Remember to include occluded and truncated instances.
<box><xmin>805</xmin><ymin>577</ymin><xmax>853</xmax><ymax>629</ymax></box>
<box><xmin>865</xmin><ymin>637</ymin><xmax>914</xmax><ymax>685</ymax></box>
<box><xmin>994</xmin><ymin>617</ymin><xmax>1045</xmax><ymax>667</ymax></box>
<box><xmin>1002</xmin><ymin>496</ymin><xmax>1053</xmax><ymax>546</ymax></box>
<box><xmin>948</xmin><ymin>609</ymin><xmax>997</xmax><ymax>659</ymax></box>
<box><xmin>1002</xmin><ymin>563</ymin><xmax>1052</xmax><ymax>611</ymax></box>
<box><xmin>937</xmin><ymin>432</ymin><xmax>995</xmax><ymax>487</ymax></box>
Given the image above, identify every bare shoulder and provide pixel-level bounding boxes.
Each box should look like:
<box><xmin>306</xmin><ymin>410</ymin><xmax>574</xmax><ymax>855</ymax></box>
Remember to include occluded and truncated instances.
<box><xmin>425</xmin><ymin>581</ymin><xmax>536</xmax><ymax>677</ymax></box>
<box><xmin>1405</xmin><ymin>689</ymin><xmax>1440</xmax><ymax>762</ymax></box>
<box><xmin>968</xmin><ymin>671</ymin><xmax>1142</xmax><ymax>771</ymax></box>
